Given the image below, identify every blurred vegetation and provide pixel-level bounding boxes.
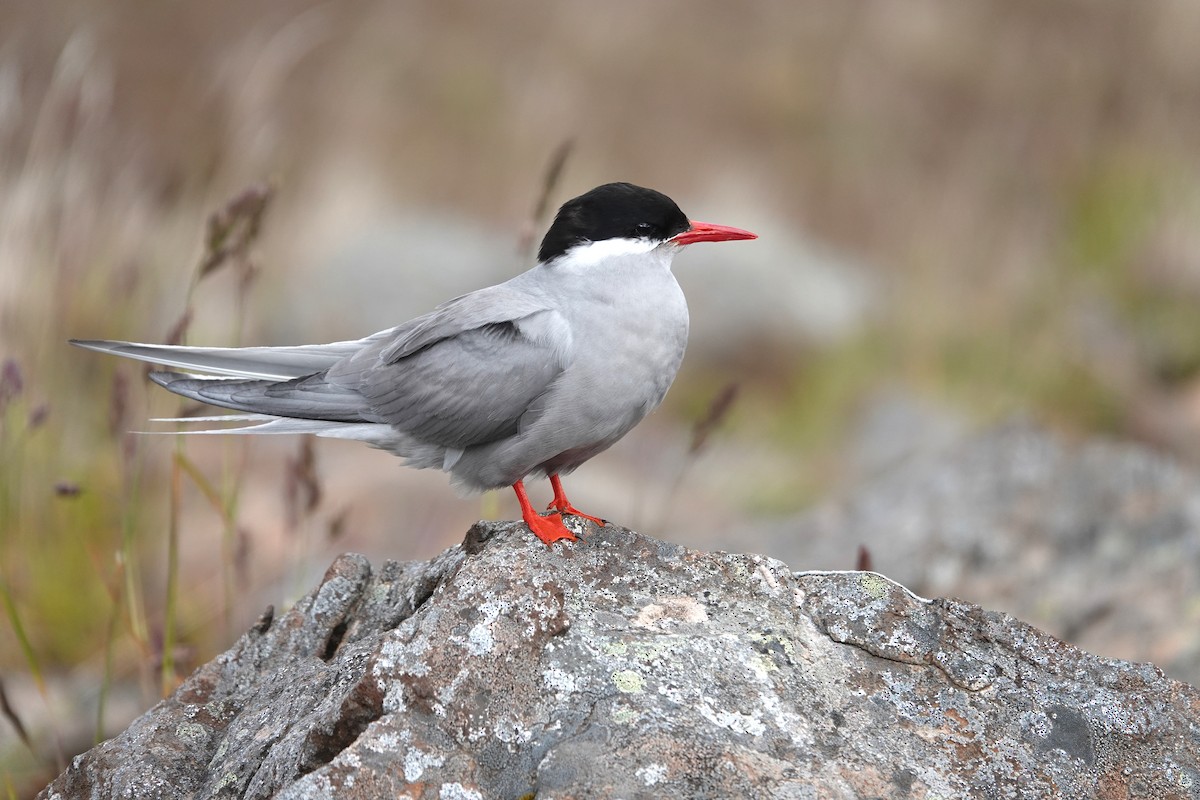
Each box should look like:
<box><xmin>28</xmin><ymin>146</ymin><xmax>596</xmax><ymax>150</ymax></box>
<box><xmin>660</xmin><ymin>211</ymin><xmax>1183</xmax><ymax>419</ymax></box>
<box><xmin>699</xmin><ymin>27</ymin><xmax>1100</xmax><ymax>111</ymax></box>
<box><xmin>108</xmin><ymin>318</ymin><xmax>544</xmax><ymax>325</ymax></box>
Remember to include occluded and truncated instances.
<box><xmin>3</xmin><ymin>1</ymin><xmax>1200</xmax><ymax>795</ymax></box>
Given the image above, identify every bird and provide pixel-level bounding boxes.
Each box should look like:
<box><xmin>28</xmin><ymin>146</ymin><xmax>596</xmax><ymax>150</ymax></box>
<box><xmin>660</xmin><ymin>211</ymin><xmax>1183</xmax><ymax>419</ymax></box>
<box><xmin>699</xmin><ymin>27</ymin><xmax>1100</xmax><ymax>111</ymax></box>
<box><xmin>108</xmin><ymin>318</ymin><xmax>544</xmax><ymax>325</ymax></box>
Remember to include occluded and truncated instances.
<box><xmin>71</xmin><ymin>182</ymin><xmax>756</xmax><ymax>544</ymax></box>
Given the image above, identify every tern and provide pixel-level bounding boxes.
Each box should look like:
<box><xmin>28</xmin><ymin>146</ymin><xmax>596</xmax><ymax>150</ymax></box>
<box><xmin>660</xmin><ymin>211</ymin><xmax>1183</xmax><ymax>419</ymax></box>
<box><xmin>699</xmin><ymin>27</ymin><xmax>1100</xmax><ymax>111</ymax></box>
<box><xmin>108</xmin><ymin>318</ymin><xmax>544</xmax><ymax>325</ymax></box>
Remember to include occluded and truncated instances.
<box><xmin>72</xmin><ymin>182</ymin><xmax>757</xmax><ymax>544</ymax></box>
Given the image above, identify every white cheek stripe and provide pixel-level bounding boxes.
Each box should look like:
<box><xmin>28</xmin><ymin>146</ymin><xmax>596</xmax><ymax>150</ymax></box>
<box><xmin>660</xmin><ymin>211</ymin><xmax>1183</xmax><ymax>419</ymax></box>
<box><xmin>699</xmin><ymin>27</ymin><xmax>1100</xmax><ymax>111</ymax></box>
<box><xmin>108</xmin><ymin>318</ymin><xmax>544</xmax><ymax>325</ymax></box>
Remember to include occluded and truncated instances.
<box><xmin>562</xmin><ymin>237</ymin><xmax>661</xmax><ymax>267</ymax></box>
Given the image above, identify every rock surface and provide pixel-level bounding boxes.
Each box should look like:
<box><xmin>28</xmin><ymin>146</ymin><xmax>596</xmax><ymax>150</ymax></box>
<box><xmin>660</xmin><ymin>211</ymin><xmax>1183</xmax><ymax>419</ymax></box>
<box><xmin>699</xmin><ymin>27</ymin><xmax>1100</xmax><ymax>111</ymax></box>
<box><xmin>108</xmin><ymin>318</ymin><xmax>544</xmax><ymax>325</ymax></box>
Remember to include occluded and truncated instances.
<box><xmin>768</xmin><ymin>420</ymin><xmax>1200</xmax><ymax>686</ymax></box>
<box><xmin>41</xmin><ymin>521</ymin><xmax>1200</xmax><ymax>799</ymax></box>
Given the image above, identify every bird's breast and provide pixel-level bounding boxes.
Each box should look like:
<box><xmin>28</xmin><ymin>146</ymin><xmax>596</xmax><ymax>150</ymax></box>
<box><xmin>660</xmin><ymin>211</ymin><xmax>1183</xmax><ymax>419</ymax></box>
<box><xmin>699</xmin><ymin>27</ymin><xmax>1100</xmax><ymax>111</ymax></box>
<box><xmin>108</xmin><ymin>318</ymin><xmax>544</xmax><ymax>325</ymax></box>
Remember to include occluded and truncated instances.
<box><xmin>555</xmin><ymin>267</ymin><xmax>689</xmax><ymax>427</ymax></box>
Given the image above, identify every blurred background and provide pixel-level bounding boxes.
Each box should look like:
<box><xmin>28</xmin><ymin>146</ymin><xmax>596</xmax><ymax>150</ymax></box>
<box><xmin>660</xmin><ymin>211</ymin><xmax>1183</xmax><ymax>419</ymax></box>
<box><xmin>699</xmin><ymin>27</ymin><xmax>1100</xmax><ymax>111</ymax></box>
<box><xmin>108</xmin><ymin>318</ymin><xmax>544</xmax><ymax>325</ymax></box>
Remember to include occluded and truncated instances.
<box><xmin>4</xmin><ymin>0</ymin><xmax>1200</xmax><ymax>794</ymax></box>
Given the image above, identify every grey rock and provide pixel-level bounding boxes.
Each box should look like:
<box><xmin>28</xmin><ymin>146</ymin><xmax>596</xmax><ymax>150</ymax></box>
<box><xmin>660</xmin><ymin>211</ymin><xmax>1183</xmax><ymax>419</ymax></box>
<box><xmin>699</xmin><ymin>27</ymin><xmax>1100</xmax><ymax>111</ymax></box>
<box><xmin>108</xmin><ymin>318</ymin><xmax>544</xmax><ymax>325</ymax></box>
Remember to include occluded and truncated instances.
<box><xmin>768</xmin><ymin>420</ymin><xmax>1200</xmax><ymax>686</ymax></box>
<box><xmin>40</xmin><ymin>521</ymin><xmax>1200</xmax><ymax>799</ymax></box>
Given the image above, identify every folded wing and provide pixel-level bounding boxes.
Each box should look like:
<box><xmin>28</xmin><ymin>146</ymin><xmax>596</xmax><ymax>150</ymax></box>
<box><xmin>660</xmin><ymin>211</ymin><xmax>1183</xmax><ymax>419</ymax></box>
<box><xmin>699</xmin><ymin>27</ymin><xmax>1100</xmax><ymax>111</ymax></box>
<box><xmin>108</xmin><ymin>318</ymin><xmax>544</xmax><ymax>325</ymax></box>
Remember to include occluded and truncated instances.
<box><xmin>80</xmin><ymin>286</ymin><xmax>573</xmax><ymax>453</ymax></box>
<box><xmin>330</xmin><ymin>287</ymin><xmax>573</xmax><ymax>448</ymax></box>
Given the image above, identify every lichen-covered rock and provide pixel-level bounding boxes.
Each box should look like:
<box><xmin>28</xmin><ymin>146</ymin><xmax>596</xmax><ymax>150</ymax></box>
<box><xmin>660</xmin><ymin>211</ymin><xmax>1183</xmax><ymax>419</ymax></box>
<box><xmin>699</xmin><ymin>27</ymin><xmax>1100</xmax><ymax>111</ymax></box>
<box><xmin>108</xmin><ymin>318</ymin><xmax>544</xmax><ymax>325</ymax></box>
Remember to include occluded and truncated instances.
<box><xmin>40</xmin><ymin>521</ymin><xmax>1200</xmax><ymax>799</ymax></box>
<box><xmin>773</xmin><ymin>421</ymin><xmax>1200</xmax><ymax>686</ymax></box>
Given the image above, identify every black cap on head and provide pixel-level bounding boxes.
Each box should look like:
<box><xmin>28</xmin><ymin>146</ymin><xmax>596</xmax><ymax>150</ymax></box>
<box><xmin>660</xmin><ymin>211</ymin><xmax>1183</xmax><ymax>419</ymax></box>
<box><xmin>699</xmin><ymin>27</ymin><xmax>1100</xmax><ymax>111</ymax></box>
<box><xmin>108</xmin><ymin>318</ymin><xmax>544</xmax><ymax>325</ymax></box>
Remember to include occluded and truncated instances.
<box><xmin>537</xmin><ymin>182</ymin><xmax>691</xmax><ymax>263</ymax></box>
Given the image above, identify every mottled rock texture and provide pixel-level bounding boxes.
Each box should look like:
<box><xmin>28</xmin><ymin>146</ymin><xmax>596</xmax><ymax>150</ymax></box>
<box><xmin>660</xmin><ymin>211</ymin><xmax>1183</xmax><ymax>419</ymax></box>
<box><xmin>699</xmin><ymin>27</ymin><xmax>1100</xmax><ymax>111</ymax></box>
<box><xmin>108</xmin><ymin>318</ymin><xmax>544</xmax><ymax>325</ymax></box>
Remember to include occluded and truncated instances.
<box><xmin>41</xmin><ymin>521</ymin><xmax>1200</xmax><ymax>799</ymax></box>
<box><xmin>774</xmin><ymin>421</ymin><xmax>1200</xmax><ymax>686</ymax></box>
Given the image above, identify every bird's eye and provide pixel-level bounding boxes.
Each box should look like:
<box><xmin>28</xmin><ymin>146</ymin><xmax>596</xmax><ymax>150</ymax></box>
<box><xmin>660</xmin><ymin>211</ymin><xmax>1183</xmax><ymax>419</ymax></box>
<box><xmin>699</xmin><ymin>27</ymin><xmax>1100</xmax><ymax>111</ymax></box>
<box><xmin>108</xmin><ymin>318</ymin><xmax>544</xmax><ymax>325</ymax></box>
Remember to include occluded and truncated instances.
<box><xmin>635</xmin><ymin>222</ymin><xmax>655</xmax><ymax>237</ymax></box>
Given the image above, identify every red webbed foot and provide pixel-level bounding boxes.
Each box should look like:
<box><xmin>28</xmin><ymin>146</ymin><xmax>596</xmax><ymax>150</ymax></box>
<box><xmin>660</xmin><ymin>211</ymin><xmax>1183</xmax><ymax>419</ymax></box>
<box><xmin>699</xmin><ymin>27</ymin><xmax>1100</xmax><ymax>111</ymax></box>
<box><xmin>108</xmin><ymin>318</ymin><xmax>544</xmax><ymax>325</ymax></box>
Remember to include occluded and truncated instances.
<box><xmin>512</xmin><ymin>480</ymin><xmax>578</xmax><ymax>545</ymax></box>
<box><xmin>547</xmin><ymin>474</ymin><xmax>607</xmax><ymax>526</ymax></box>
<box><xmin>524</xmin><ymin>510</ymin><xmax>578</xmax><ymax>544</ymax></box>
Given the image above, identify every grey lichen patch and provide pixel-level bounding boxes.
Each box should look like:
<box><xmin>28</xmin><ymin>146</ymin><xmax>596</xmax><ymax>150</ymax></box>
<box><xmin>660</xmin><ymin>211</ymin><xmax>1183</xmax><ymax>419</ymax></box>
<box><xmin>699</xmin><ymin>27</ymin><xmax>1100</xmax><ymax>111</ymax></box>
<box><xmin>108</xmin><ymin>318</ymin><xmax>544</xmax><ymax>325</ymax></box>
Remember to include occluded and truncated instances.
<box><xmin>932</xmin><ymin>648</ymin><xmax>997</xmax><ymax>691</ymax></box>
<box><xmin>858</xmin><ymin>571</ymin><xmax>893</xmax><ymax>600</ymax></box>
<box><xmin>747</xmin><ymin>631</ymin><xmax>796</xmax><ymax>659</ymax></box>
<box><xmin>174</xmin><ymin>722</ymin><xmax>210</xmax><ymax>743</ymax></box>
<box><xmin>635</xmin><ymin>762</ymin><xmax>669</xmax><ymax>786</ymax></box>
<box><xmin>203</xmin><ymin>699</ymin><xmax>232</xmax><ymax>720</ymax></box>
<box><xmin>611</xmin><ymin>706</ymin><xmax>641</xmax><ymax>725</ymax></box>
<box><xmin>542</xmin><ymin>665</ymin><xmax>577</xmax><ymax>694</ymax></box>
<box><xmin>603</xmin><ymin>641</ymin><xmax>628</xmax><ymax>657</ymax></box>
<box><xmin>696</xmin><ymin>699</ymin><xmax>767</xmax><ymax>736</ymax></box>
<box><xmin>462</xmin><ymin>598</ymin><xmax>502</xmax><ymax>655</ymax></box>
<box><xmin>403</xmin><ymin>746</ymin><xmax>446</xmax><ymax>781</ymax></box>
<box><xmin>748</xmin><ymin>652</ymin><xmax>779</xmax><ymax>676</ymax></box>
<box><xmin>630</xmin><ymin>640</ymin><xmax>668</xmax><ymax>662</ymax></box>
<box><xmin>611</xmin><ymin>669</ymin><xmax>645</xmax><ymax>694</ymax></box>
<box><xmin>213</xmin><ymin>771</ymin><xmax>241</xmax><ymax>793</ymax></box>
<box><xmin>438</xmin><ymin>782</ymin><xmax>484</xmax><ymax>800</ymax></box>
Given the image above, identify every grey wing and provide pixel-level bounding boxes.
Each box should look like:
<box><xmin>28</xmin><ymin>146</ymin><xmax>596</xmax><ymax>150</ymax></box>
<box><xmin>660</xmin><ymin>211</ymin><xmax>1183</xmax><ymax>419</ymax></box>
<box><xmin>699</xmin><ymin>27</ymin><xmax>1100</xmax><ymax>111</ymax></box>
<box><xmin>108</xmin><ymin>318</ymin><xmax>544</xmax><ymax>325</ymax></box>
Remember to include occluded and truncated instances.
<box><xmin>69</xmin><ymin>336</ymin><xmax>396</xmax><ymax>379</ymax></box>
<box><xmin>147</xmin><ymin>370</ymin><xmax>379</xmax><ymax>422</ymax></box>
<box><xmin>330</xmin><ymin>289</ymin><xmax>574</xmax><ymax>449</ymax></box>
<box><xmin>377</xmin><ymin>286</ymin><xmax>559</xmax><ymax>363</ymax></box>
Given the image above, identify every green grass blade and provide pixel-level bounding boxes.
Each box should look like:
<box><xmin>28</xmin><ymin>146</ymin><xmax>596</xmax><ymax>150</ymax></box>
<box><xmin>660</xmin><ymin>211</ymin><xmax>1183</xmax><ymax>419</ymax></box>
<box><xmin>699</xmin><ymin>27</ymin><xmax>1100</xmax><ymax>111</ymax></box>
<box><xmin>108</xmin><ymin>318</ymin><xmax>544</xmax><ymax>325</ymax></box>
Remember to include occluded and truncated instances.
<box><xmin>0</xmin><ymin>580</ymin><xmax>44</xmax><ymax>694</ymax></box>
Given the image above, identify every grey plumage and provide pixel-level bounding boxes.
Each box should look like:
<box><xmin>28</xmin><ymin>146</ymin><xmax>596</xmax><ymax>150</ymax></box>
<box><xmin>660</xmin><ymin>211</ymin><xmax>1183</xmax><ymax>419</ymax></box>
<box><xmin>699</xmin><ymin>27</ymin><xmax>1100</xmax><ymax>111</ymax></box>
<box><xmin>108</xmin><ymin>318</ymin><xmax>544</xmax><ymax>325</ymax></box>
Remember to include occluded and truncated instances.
<box><xmin>69</xmin><ymin>338</ymin><xmax>371</xmax><ymax>380</ymax></box>
<box><xmin>71</xmin><ymin>183</ymin><xmax>756</xmax><ymax>543</ymax></box>
<box><xmin>75</xmin><ymin>251</ymin><xmax>684</xmax><ymax>491</ymax></box>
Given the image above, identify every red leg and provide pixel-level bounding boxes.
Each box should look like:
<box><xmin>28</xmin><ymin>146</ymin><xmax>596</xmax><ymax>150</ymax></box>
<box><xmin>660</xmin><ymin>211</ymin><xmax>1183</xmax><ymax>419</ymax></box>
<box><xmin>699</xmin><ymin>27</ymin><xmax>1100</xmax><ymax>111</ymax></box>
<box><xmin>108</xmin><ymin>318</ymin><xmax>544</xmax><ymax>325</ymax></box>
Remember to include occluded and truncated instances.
<box><xmin>512</xmin><ymin>480</ymin><xmax>576</xmax><ymax>544</ymax></box>
<box><xmin>547</xmin><ymin>475</ymin><xmax>606</xmax><ymax>526</ymax></box>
